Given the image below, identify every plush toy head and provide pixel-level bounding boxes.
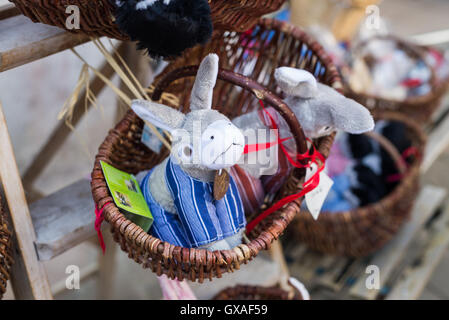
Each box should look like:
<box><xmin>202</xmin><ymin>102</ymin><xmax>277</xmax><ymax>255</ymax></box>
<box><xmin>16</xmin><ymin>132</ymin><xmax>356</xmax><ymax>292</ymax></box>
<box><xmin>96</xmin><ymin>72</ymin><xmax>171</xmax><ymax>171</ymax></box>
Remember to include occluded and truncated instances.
<box><xmin>114</xmin><ymin>0</ymin><xmax>213</xmax><ymax>58</ymax></box>
<box><xmin>132</xmin><ymin>54</ymin><xmax>245</xmax><ymax>180</ymax></box>
<box><xmin>275</xmin><ymin>67</ymin><xmax>375</xmax><ymax>138</ymax></box>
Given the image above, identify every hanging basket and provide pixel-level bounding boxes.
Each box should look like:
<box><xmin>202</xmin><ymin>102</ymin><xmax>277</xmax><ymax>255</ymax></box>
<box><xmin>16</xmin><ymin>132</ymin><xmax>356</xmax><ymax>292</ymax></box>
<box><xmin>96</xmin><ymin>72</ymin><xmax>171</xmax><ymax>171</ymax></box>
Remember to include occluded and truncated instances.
<box><xmin>91</xmin><ymin>18</ymin><xmax>339</xmax><ymax>282</ymax></box>
<box><xmin>0</xmin><ymin>197</ymin><xmax>13</xmax><ymax>299</ymax></box>
<box><xmin>344</xmin><ymin>35</ymin><xmax>449</xmax><ymax>124</ymax></box>
<box><xmin>154</xmin><ymin>18</ymin><xmax>343</xmax><ymax>114</ymax></box>
<box><xmin>213</xmin><ymin>284</ymin><xmax>304</xmax><ymax>300</ymax></box>
<box><xmin>9</xmin><ymin>0</ymin><xmax>286</xmax><ymax>39</ymax></box>
<box><xmin>91</xmin><ymin>68</ymin><xmax>333</xmax><ymax>282</ymax></box>
<box><xmin>286</xmin><ymin>111</ymin><xmax>426</xmax><ymax>257</ymax></box>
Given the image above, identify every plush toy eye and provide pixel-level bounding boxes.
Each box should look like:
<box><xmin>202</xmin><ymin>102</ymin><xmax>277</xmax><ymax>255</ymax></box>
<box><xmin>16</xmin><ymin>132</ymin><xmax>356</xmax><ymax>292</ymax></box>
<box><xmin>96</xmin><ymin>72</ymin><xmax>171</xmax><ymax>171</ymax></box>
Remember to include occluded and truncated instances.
<box><xmin>210</xmin><ymin>136</ymin><xmax>214</xmax><ymax>140</ymax></box>
<box><xmin>183</xmin><ymin>146</ymin><xmax>192</xmax><ymax>157</ymax></box>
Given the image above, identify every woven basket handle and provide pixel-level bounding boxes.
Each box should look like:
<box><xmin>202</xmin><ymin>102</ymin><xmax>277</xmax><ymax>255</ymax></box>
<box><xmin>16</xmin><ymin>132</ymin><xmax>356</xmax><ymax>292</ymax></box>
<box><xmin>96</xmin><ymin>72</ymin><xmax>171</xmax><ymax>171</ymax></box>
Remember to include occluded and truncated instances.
<box><xmin>152</xmin><ymin>65</ymin><xmax>309</xmax><ymax>155</ymax></box>
<box><xmin>364</xmin><ymin>131</ymin><xmax>407</xmax><ymax>175</ymax></box>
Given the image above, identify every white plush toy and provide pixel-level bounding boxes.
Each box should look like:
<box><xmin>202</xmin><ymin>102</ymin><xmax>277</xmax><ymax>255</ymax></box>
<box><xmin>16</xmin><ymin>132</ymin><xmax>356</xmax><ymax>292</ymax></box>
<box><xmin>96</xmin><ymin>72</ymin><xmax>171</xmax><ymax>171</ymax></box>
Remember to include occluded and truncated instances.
<box><xmin>233</xmin><ymin>67</ymin><xmax>375</xmax><ymax>178</ymax></box>
<box><xmin>132</xmin><ymin>54</ymin><xmax>247</xmax><ymax>251</ymax></box>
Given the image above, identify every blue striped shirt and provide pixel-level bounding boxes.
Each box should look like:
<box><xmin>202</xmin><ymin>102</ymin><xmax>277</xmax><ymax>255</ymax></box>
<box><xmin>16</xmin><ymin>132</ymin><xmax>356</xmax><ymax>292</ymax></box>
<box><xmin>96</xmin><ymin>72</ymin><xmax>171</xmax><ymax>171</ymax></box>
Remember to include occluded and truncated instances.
<box><xmin>141</xmin><ymin>159</ymin><xmax>246</xmax><ymax>248</ymax></box>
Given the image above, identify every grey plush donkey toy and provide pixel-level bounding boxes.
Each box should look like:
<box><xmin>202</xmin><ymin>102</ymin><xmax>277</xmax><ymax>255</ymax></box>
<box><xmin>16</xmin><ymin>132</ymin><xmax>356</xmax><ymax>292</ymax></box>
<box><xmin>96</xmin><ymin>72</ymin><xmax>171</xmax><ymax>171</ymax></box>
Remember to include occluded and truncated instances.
<box><xmin>132</xmin><ymin>54</ymin><xmax>247</xmax><ymax>252</ymax></box>
<box><xmin>232</xmin><ymin>67</ymin><xmax>375</xmax><ymax>178</ymax></box>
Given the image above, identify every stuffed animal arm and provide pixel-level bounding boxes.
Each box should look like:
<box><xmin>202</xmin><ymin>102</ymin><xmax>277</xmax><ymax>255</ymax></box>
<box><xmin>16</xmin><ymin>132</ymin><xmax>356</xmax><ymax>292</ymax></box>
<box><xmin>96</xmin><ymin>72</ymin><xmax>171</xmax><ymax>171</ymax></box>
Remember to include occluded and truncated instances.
<box><xmin>132</xmin><ymin>54</ymin><xmax>246</xmax><ymax>251</ymax></box>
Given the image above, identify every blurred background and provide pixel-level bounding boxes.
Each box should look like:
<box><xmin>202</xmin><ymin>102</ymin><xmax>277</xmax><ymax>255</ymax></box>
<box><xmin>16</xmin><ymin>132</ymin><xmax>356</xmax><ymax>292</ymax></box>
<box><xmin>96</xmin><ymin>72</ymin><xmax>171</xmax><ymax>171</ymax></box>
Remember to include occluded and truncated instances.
<box><xmin>1</xmin><ymin>0</ymin><xmax>449</xmax><ymax>300</ymax></box>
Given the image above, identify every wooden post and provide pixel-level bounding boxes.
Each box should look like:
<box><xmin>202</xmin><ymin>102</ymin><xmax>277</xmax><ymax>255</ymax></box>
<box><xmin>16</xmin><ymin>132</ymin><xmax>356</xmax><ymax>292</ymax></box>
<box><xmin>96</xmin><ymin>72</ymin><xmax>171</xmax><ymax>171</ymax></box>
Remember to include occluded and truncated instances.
<box><xmin>0</xmin><ymin>102</ymin><xmax>52</xmax><ymax>300</ymax></box>
<box><xmin>98</xmin><ymin>42</ymin><xmax>151</xmax><ymax>299</ymax></box>
<box><xmin>269</xmin><ymin>240</ymin><xmax>292</xmax><ymax>293</ymax></box>
<box><xmin>115</xmin><ymin>42</ymin><xmax>151</xmax><ymax>123</ymax></box>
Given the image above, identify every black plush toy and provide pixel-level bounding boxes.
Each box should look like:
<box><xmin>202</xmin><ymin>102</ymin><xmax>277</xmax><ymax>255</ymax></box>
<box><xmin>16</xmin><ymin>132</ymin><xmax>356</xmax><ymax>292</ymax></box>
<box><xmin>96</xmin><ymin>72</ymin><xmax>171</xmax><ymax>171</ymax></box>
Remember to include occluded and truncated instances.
<box><xmin>114</xmin><ymin>0</ymin><xmax>213</xmax><ymax>58</ymax></box>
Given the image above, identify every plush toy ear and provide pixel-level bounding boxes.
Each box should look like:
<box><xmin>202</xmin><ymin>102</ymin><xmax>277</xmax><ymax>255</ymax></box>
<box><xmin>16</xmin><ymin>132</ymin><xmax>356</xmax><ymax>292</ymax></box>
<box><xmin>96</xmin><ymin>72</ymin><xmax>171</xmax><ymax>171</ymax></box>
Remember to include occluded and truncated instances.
<box><xmin>275</xmin><ymin>67</ymin><xmax>318</xmax><ymax>98</ymax></box>
<box><xmin>190</xmin><ymin>54</ymin><xmax>219</xmax><ymax>111</ymax></box>
<box><xmin>131</xmin><ymin>99</ymin><xmax>185</xmax><ymax>133</ymax></box>
<box><xmin>329</xmin><ymin>98</ymin><xmax>375</xmax><ymax>134</ymax></box>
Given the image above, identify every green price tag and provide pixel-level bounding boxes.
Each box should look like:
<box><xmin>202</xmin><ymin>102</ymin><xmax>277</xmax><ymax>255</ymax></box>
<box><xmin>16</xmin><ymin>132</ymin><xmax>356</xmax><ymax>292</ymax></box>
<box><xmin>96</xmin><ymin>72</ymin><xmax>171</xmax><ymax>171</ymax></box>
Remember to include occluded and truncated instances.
<box><xmin>100</xmin><ymin>161</ymin><xmax>153</xmax><ymax>232</ymax></box>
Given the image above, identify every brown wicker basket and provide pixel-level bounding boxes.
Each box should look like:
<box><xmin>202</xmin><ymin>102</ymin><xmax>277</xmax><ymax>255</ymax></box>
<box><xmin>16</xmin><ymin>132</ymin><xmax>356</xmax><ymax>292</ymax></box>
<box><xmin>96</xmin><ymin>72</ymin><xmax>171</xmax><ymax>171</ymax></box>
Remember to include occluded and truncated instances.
<box><xmin>154</xmin><ymin>18</ymin><xmax>343</xmax><ymax>114</ymax></box>
<box><xmin>286</xmin><ymin>111</ymin><xmax>427</xmax><ymax>257</ymax></box>
<box><xmin>91</xmin><ymin>19</ymin><xmax>341</xmax><ymax>282</ymax></box>
<box><xmin>213</xmin><ymin>284</ymin><xmax>304</xmax><ymax>300</ymax></box>
<box><xmin>345</xmin><ymin>35</ymin><xmax>449</xmax><ymax>124</ymax></box>
<box><xmin>9</xmin><ymin>0</ymin><xmax>286</xmax><ymax>39</ymax></box>
<box><xmin>0</xmin><ymin>197</ymin><xmax>13</xmax><ymax>299</ymax></box>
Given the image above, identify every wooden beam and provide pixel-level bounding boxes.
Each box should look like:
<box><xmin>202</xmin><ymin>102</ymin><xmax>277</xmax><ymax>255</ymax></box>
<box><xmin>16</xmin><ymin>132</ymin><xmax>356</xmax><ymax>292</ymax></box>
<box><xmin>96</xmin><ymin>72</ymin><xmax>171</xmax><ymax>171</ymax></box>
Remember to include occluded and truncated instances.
<box><xmin>422</xmin><ymin>111</ymin><xmax>449</xmax><ymax>173</ymax></box>
<box><xmin>21</xmin><ymin>51</ymin><xmax>119</xmax><ymax>190</ymax></box>
<box><xmin>386</xmin><ymin>203</ymin><xmax>449</xmax><ymax>300</ymax></box>
<box><xmin>114</xmin><ymin>42</ymin><xmax>151</xmax><ymax>122</ymax></box>
<box><xmin>0</xmin><ymin>15</ymin><xmax>90</xmax><ymax>72</ymax></box>
<box><xmin>349</xmin><ymin>185</ymin><xmax>446</xmax><ymax>300</ymax></box>
<box><xmin>0</xmin><ymin>102</ymin><xmax>52</xmax><ymax>300</ymax></box>
<box><xmin>0</xmin><ymin>3</ymin><xmax>20</xmax><ymax>21</ymax></box>
<box><xmin>30</xmin><ymin>179</ymin><xmax>96</xmax><ymax>261</ymax></box>
<box><xmin>269</xmin><ymin>240</ymin><xmax>291</xmax><ymax>291</ymax></box>
<box><xmin>98</xmin><ymin>41</ymin><xmax>151</xmax><ymax>299</ymax></box>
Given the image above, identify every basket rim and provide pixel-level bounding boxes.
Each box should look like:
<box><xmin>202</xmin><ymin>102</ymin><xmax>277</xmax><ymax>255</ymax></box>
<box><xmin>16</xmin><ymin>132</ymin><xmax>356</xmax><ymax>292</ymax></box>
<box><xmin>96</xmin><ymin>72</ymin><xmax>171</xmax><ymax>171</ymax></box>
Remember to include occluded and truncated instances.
<box><xmin>345</xmin><ymin>35</ymin><xmax>449</xmax><ymax>106</ymax></box>
<box><xmin>91</xmin><ymin>18</ymin><xmax>340</xmax><ymax>281</ymax></box>
<box><xmin>212</xmin><ymin>284</ymin><xmax>303</xmax><ymax>300</ymax></box>
<box><xmin>93</xmin><ymin>111</ymin><xmax>335</xmax><ymax>280</ymax></box>
<box><xmin>301</xmin><ymin>110</ymin><xmax>426</xmax><ymax>222</ymax></box>
<box><xmin>0</xmin><ymin>198</ymin><xmax>13</xmax><ymax>299</ymax></box>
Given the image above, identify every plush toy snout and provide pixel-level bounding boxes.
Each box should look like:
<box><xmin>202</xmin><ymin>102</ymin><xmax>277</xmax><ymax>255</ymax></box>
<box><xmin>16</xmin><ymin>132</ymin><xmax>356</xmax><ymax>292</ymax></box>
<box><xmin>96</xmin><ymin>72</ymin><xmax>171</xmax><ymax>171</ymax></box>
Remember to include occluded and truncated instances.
<box><xmin>274</xmin><ymin>67</ymin><xmax>375</xmax><ymax>138</ymax></box>
<box><xmin>200</xmin><ymin>120</ymin><xmax>245</xmax><ymax>170</ymax></box>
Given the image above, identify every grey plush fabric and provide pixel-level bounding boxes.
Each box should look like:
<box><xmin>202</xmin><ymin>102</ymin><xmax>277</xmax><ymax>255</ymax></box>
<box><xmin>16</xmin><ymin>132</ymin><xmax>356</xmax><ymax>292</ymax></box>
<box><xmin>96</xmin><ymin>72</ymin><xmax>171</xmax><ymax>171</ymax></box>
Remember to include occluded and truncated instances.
<box><xmin>275</xmin><ymin>67</ymin><xmax>318</xmax><ymax>98</ymax></box>
<box><xmin>131</xmin><ymin>54</ymin><xmax>246</xmax><ymax>251</ymax></box>
<box><xmin>132</xmin><ymin>99</ymin><xmax>186</xmax><ymax>132</ymax></box>
<box><xmin>285</xmin><ymin>83</ymin><xmax>375</xmax><ymax>137</ymax></box>
<box><xmin>232</xmin><ymin>67</ymin><xmax>375</xmax><ymax>179</ymax></box>
<box><xmin>190</xmin><ymin>53</ymin><xmax>218</xmax><ymax>111</ymax></box>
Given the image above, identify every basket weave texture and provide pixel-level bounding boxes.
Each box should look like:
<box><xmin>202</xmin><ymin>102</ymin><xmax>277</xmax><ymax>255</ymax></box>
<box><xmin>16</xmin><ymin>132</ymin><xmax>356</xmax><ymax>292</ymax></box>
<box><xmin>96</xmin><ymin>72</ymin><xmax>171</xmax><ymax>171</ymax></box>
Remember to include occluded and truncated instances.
<box><xmin>91</xmin><ymin>19</ymin><xmax>340</xmax><ymax>282</ymax></box>
<box><xmin>287</xmin><ymin>111</ymin><xmax>427</xmax><ymax>257</ymax></box>
<box><xmin>213</xmin><ymin>285</ymin><xmax>303</xmax><ymax>300</ymax></box>
<box><xmin>0</xmin><ymin>198</ymin><xmax>13</xmax><ymax>299</ymax></box>
<box><xmin>345</xmin><ymin>35</ymin><xmax>449</xmax><ymax>124</ymax></box>
<box><xmin>9</xmin><ymin>0</ymin><xmax>286</xmax><ymax>38</ymax></box>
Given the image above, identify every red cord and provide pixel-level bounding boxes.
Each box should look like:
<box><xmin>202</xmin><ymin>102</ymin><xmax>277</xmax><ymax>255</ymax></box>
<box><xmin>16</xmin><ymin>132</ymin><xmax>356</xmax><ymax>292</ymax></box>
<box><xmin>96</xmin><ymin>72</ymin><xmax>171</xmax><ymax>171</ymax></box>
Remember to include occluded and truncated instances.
<box><xmin>95</xmin><ymin>201</ymin><xmax>111</xmax><ymax>254</ymax></box>
<box><xmin>245</xmin><ymin>101</ymin><xmax>326</xmax><ymax>234</ymax></box>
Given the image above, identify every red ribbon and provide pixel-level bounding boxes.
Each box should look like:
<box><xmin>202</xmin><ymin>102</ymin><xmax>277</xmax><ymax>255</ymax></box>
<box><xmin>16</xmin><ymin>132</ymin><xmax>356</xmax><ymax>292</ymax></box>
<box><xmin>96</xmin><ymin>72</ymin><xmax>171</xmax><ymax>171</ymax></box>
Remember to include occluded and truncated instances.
<box><xmin>245</xmin><ymin>101</ymin><xmax>326</xmax><ymax>234</ymax></box>
<box><xmin>402</xmin><ymin>78</ymin><xmax>422</xmax><ymax>88</ymax></box>
<box><xmin>244</xmin><ymin>137</ymin><xmax>292</xmax><ymax>154</ymax></box>
<box><xmin>95</xmin><ymin>202</ymin><xmax>111</xmax><ymax>254</ymax></box>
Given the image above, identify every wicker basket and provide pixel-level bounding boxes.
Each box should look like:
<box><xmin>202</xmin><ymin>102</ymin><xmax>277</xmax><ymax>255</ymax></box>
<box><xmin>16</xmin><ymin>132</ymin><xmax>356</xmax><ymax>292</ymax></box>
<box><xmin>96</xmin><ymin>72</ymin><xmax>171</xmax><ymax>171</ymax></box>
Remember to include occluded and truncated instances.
<box><xmin>154</xmin><ymin>18</ymin><xmax>343</xmax><ymax>113</ymax></box>
<box><xmin>0</xmin><ymin>197</ymin><xmax>13</xmax><ymax>299</ymax></box>
<box><xmin>9</xmin><ymin>0</ymin><xmax>286</xmax><ymax>39</ymax></box>
<box><xmin>213</xmin><ymin>285</ymin><xmax>304</xmax><ymax>300</ymax></box>
<box><xmin>91</xmin><ymin>19</ymin><xmax>341</xmax><ymax>282</ymax></box>
<box><xmin>345</xmin><ymin>35</ymin><xmax>449</xmax><ymax>124</ymax></box>
<box><xmin>286</xmin><ymin>111</ymin><xmax>426</xmax><ymax>257</ymax></box>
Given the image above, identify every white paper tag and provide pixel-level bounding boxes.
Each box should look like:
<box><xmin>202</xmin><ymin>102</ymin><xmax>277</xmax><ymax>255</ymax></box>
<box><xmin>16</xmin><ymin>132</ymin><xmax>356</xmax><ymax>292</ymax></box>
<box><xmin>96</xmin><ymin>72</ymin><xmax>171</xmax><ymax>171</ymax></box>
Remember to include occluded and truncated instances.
<box><xmin>141</xmin><ymin>124</ymin><xmax>163</xmax><ymax>154</ymax></box>
<box><xmin>305</xmin><ymin>163</ymin><xmax>334</xmax><ymax>220</ymax></box>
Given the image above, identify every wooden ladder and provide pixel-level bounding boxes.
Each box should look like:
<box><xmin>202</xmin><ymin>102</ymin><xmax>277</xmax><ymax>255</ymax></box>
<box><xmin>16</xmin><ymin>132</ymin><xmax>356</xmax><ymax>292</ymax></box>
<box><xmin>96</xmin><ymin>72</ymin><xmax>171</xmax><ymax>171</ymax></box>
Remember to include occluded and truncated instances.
<box><xmin>0</xmin><ymin>4</ymin><xmax>154</xmax><ymax>299</ymax></box>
